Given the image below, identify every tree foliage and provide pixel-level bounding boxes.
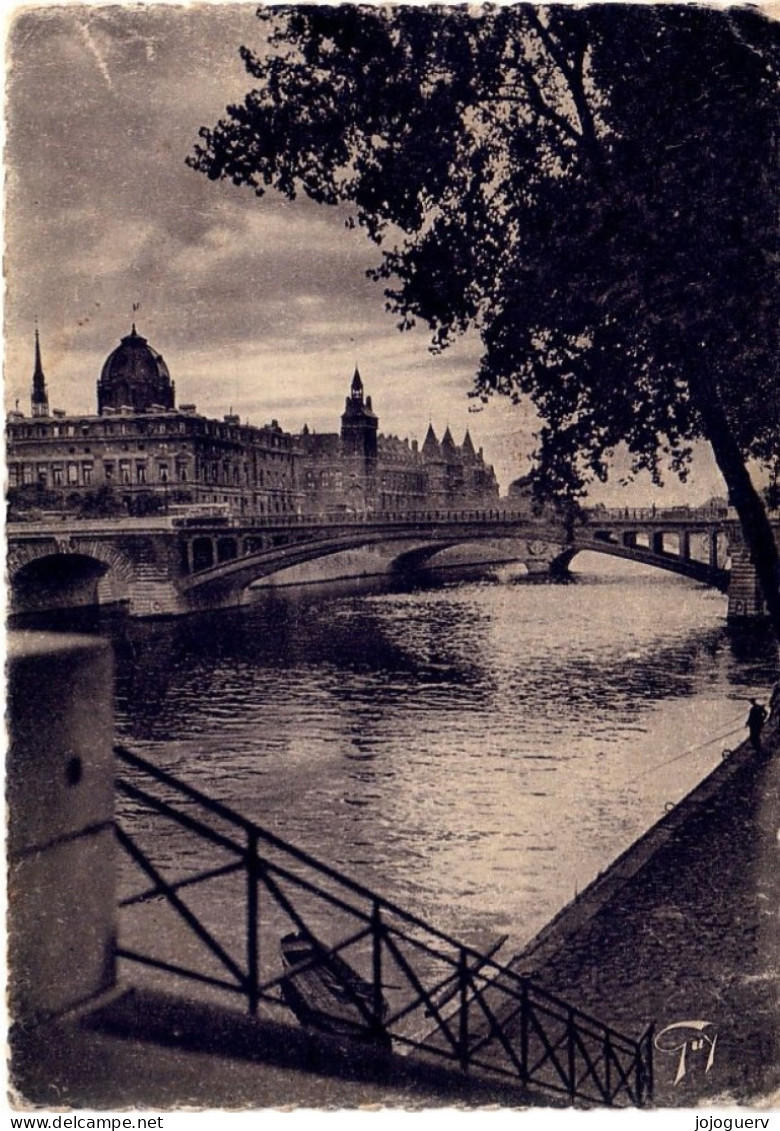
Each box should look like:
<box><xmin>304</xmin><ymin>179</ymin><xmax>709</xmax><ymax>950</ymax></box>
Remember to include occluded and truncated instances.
<box><xmin>190</xmin><ymin>4</ymin><xmax>780</xmax><ymax>628</ymax></box>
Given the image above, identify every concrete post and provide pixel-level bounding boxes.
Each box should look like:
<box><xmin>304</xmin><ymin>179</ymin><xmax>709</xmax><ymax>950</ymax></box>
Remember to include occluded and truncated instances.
<box><xmin>7</xmin><ymin>632</ymin><xmax>116</xmax><ymax>1022</ymax></box>
<box><xmin>681</xmin><ymin>531</ymin><xmax>691</xmax><ymax>561</ymax></box>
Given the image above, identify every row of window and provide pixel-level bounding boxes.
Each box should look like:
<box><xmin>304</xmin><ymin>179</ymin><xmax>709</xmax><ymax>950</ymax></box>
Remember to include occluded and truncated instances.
<box><xmin>8</xmin><ymin>460</ymin><xmax>188</xmax><ymax>488</ymax></box>
<box><xmin>198</xmin><ymin>462</ymin><xmax>292</xmax><ymax>488</ymax></box>
<box><xmin>8</xmin><ymin>458</ymin><xmax>300</xmax><ymax>492</ymax></box>
<box><xmin>8</xmin><ymin>419</ymin><xmax>296</xmax><ymax>448</ymax></box>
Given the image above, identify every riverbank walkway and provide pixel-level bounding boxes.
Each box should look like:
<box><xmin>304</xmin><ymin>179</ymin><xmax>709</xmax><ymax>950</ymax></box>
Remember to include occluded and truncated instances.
<box><xmin>10</xmin><ymin>725</ymin><xmax>779</xmax><ymax>1110</ymax></box>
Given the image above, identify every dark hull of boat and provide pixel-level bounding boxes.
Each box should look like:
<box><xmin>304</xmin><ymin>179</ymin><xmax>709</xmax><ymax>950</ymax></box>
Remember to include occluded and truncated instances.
<box><xmin>280</xmin><ymin>931</ymin><xmax>390</xmax><ymax>1046</ymax></box>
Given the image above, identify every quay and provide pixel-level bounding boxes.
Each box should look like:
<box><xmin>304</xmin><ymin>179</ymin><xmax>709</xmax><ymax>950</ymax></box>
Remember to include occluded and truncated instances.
<box><xmin>508</xmin><ymin>725</ymin><xmax>780</xmax><ymax>1108</ymax></box>
<box><xmin>8</xmin><ymin>633</ymin><xmax>778</xmax><ymax>1110</ymax></box>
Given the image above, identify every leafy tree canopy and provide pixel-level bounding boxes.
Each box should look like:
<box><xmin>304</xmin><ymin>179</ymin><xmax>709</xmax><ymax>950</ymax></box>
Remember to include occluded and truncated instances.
<box><xmin>190</xmin><ymin>4</ymin><xmax>780</xmax><ymax>625</ymax></box>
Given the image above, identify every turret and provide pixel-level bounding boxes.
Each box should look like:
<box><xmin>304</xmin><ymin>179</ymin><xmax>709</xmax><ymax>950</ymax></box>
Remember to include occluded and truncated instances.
<box><xmin>341</xmin><ymin>365</ymin><xmax>378</xmax><ymax>461</ymax></box>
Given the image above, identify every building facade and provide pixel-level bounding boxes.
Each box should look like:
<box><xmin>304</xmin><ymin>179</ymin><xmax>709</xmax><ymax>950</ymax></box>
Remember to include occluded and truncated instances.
<box><xmin>298</xmin><ymin>366</ymin><xmax>498</xmax><ymax>516</ymax></box>
<box><xmin>7</xmin><ymin>328</ymin><xmax>300</xmax><ymax>520</ymax></box>
<box><xmin>7</xmin><ymin>328</ymin><xmax>499</xmax><ymax>521</ymax></box>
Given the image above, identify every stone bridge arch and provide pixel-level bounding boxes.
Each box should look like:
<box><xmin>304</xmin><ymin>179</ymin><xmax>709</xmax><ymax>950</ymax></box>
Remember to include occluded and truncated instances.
<box><xmin>8</xmin><ymin>538</ymin><xmax>135</xmax><ymax>613</ymax></box>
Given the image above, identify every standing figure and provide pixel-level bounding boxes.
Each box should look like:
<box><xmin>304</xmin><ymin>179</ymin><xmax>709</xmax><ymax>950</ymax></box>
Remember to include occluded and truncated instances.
<box><xmin>747</xmin><ymin>699</ymin><xmax>768</xmax><ymax>752</ymax></box>
<box><xmin>768</xmin><ymin>682</ymin><xmax>780</xmax><ymax>727</ymax></box>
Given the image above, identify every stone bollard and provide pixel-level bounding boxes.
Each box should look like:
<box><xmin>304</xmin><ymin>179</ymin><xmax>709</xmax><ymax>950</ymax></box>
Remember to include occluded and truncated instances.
<box><xmin>7</xmin><ymin>631</ymin><xmax>116</xmax><ymax>1022</ymax></box>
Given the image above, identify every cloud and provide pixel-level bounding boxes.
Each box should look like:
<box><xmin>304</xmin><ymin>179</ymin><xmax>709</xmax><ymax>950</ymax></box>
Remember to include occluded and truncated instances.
<box><xmin>4</xmin><ymin>4</ymin><xmax>728</xmax><ymax>504</ymax></box>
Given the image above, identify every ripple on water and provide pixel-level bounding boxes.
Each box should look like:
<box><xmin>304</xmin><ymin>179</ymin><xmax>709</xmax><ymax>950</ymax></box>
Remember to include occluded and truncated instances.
<box><xmin>107</xmin><ymin>566</ymin><xmax>777</xmax><ymax>948</ymax></box>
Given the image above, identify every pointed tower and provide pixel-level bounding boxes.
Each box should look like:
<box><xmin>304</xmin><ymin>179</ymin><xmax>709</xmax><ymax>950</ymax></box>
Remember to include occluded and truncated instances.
<box><xmin>440</xmin><ymin>424</ymin><xmax>463</xmax><ymax>499</ymax></box>
<box><xmin>31</xmin><ymin>328</ymin><xmax>49</xmax><ymax>418</ymax></box>
<box><xmin>421</xmin><ymin>424</ymin><xmax>441</xmax><ymax>459</ymax></box>
<box><xmin>340</xmin><ymin>366</ymin><xmax>378</xmax><ymax>461</ymax></box>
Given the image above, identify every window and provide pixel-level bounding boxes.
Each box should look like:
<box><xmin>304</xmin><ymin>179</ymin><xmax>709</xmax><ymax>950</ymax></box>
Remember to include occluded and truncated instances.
<box><xmin>104</xmin><ymin>462</ymin><xmax>115</xmax><ymax>481</ymax></box>
<box><xmin>177</xmin><ymin>463</ymin><xmax>188</xmax><ymax>483</ymax></box>
<box><xmin>136</xmin><ymin>462</ymin><xmax>147</xmax><ymax>484</ymax></box>
<box><xmin>82</xmin><ymin>463</ymin><xmax>93</xmax><ymax>486</ymax></box>
<box><xmin>67</xmin><ymin>463</ymin><xmax>79</xmax><ymax>485</ymax></box>
<box><xmin>52</xmin><ymin>466</ymin><xmax>63</xmax><ymax>486</ymax></box>
<box><xmin>37</xmin><ymin>464</ymin><xmax>48</xmax><ymax>485</ymax></box>
<box><xmin>158</xmin><ymin>463</ymin><xmax>169</xmax><ymax>483</ymax></box>
<box><xmin>120</xmin><ymin>460</ymin><xmax>131</xmax><ymax>484</ymax></box>
<box><xmin>8</xmin><ymin>465</ymin><xmax>19</xmax><ymax>487</ymax></box>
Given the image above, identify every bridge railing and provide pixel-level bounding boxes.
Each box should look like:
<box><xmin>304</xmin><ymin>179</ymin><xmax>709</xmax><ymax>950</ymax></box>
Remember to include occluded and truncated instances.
<box><xmin>115</xmin><ymin>745</ymin><xmax>653</xmax><ymax>1107</ymax></box>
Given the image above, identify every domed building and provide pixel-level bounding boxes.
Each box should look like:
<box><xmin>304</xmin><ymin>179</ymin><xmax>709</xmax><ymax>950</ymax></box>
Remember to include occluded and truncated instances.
<box><xmin>7</xmin><ymin>325</ymin><xmax>300</xmax><ymax>520</ymax></box>
<box><xmin>7</xmin><ymin>324</ymin><xmax>499</xmax><ymax>522</ymax></box>
<box><xmin>96</xmin><ymin>325</ymin><xmax>175</xmax><ymax>414</ymax></box>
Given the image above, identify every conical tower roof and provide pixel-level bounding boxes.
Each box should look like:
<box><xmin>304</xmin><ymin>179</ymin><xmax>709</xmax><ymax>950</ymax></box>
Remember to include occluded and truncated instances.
<box><xmin>441</xmin><ymin>425</ymin><xmax>456</xmax><ymax>451</ymax></box>
<box><xmin>422</xmin><ymin>423</ymin><xmax>441</xmax><ymax>457</ymax></box>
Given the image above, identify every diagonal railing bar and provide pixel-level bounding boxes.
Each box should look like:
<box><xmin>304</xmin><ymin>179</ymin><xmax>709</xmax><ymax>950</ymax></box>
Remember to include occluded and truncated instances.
<box><xmin>256</xmin><ymin>854</ymin><xmax>525</xmax><ymax>1034</ymax></box>
<box><xmin>524</xmin><ymin>1003</ymin><xmax>572</xmax><ymax>1090</ymax></box>
<box><xmin>116</xmin><ymin>746</ymin><xmax>497</xmax><ymax>963</ymax></box>
<box><xmin>120</xmin><ymin>860</ymin><xmax>245</xmax><ymax>908</ymax></box>
<box><xmin>254</xmin><ymin>925</ymin><xmax>373</xmax><ymax>1000</ymax></box>
<box><xmin>380</xmin><ymin>930</ymin><xmax>461</xmax><ymax>1058</ymax></box>
<box><xmin>117</xmin><ymin>778</ymin><xmax>246</xmax><ymax>858</ymax></box>
<box><xmin>255</xmin><ymin>863</ymin><xmax>378</xmax><ymax>1028</ymax></box>
<box><xmin>581</xmin><ymin>1030</ymin><xmax>639</xmax><ymax>1106</ymax></box>
<box><xmin>388</xmin><ymin>960</ymin><xmax>474</xmax><ymax>1029</ymax></box>
<box><xmin>258</xmin><ymin>856</ymin><xmax>378</xmax><ymax>928</ymax></box>
<box><xmin>114</xmin><ymin>947</ymin><xmax>245</xmax><ymax>995</ymax></box>
<box><xmin>465</xmin><ymin>972</ymin><xmax>526</xmax><ymax>1079</ymax></box>
<box><xmin>608</xmin><ymin>1055</ymin><xmax>638</xmax><ymax>1106</ymax></box>
<box><xmin>117</xmin><ymin>745</ymin><xmax>257</xmax><ymax>833</ymax></box>
<box><xmin>568</xmin><ymin>1029</ymin><xmax>610</xmax><ymax>1104</ymax></box>
<box><xmin>115</xmin><ymin>746</ymin><xmax>653</xmax><ymax>1107</ymax></box>
<box><xmin>428</xmin><ymin>937</ymin><xmax>509</xmax><ymax>1018</ymax></box>
<box><xmin>115</xmin><ymin>824</ymin><xmax>246</xmax><ymax>987</ymax></box>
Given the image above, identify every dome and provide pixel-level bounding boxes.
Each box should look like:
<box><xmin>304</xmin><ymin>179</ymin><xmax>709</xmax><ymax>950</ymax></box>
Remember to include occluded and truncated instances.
<box><xmin>97</xmin><ymin>325</ymin><xmax>175</xmax><ymax>414</ymax></box>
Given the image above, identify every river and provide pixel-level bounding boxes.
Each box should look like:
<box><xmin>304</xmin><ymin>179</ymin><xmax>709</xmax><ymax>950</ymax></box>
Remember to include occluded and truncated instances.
<box><xmin>67</xmin><ymin>552</ymin><xmax>773</xmax><ymax>965</ymax></box>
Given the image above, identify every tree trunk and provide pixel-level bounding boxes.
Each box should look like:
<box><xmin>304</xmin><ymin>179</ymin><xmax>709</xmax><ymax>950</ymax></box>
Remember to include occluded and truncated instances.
<box><xmin>696</xmin><ymin>391</ymin><xmax>780</xmax><ymax>639</ymax></box>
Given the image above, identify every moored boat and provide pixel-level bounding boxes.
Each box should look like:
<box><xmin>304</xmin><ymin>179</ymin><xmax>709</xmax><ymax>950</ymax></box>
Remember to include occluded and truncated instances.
<box><xmin>280</xmin><ymin>930</ymin><xmax>390</xmax><ymax>1046</ymax></box>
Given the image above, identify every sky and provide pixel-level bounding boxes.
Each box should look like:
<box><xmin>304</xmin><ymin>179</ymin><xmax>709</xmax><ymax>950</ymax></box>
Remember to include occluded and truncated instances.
<box><xmin>3</xmin><ymin>1</ymin><xmax>731</xmax><ymax>501</ymax></box>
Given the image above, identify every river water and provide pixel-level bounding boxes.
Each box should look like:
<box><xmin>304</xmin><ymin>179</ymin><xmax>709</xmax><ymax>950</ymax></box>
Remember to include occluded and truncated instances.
<box><xmin>90</xmin><ymin>554</ymin><xmax>777</xmax><ymax>961</ymax></box>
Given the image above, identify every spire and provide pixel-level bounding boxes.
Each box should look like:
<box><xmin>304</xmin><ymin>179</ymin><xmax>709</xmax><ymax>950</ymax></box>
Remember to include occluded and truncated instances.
<box><xmin>461</xmin><ymin>429</ymin><xmax>476</xmax><ymax>457</ymax></box>
<box><xmin>422</xmin><ymin>423</ymin><xmax>440</xmax><ymax>456</ymax></box>
<box><xmin>350</xmin><ymin>366</ymin><xmax>363</xmax><ymax>401</ymax></box>
<box><xmin>31</xmin><ymin>326</ymin><xmax>49</xmax><ymax>417</ymax></box>
<box><xmin>441</xmin><ymin>425</ymin><xmax>456</xmax><ymax>450</ymax></box>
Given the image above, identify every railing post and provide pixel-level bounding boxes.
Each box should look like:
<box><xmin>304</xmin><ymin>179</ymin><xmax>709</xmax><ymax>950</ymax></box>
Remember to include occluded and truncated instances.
<box><xmin>637</xmin><ymin>1023</ymin><xmax>654</xmax><ymax>1108</ymax></box>
<box><xmin>567</xmin><ymin>1007</ymin><xmax>577</xmax><ymax>1101</ymax></box>
<box><xmin>520</xmin><ymin>977</ymin><xmax>530</xmax><ymax>1086</ymax></box>
<box><xmin>246</xmin><ymin>830</ymin><xmax>259</xmax><ymax>1015</ymax></box>
<box><xmin>603</xmin><ymin>1030</ymin><xmax>613</xmax><ymax>1104</ymax></box>
<box><xmin>458</xmin><ymin>947</ymin><xmax>470</xmax><ymax>1072</ymax></box>
<box><xmin>371</xmin><ymin>901</ymin><xmax>385</xmax><ymax>1038</ymax></box>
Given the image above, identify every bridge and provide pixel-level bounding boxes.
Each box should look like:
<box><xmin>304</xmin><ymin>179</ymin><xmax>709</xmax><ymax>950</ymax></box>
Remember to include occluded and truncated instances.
<box><xmin>6</xmin><ymin>504</ymin><xmax>773</xmax><ymax>621</ymax></box>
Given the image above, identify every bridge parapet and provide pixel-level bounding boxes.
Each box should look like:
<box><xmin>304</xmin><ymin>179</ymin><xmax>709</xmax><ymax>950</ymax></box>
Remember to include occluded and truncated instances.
<box><xmin>8</xmin><ymin>506</ymin><xmax>779</xmax><ymax>620</ymax></box>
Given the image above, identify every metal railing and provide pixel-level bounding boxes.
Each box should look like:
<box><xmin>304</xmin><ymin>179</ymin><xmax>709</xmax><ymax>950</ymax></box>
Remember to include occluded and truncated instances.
<box><xmin>115</xmin><ymin>745</ymin><xmax>653</xmax><ymax>1107</ymax></box>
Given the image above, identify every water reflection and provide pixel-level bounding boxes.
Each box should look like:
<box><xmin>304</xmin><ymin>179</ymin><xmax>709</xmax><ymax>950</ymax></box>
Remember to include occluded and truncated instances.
<box><xmin>13</xmin><ymin>567</ymin><xmax>778</xmax><ymax>950</ymax></box>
